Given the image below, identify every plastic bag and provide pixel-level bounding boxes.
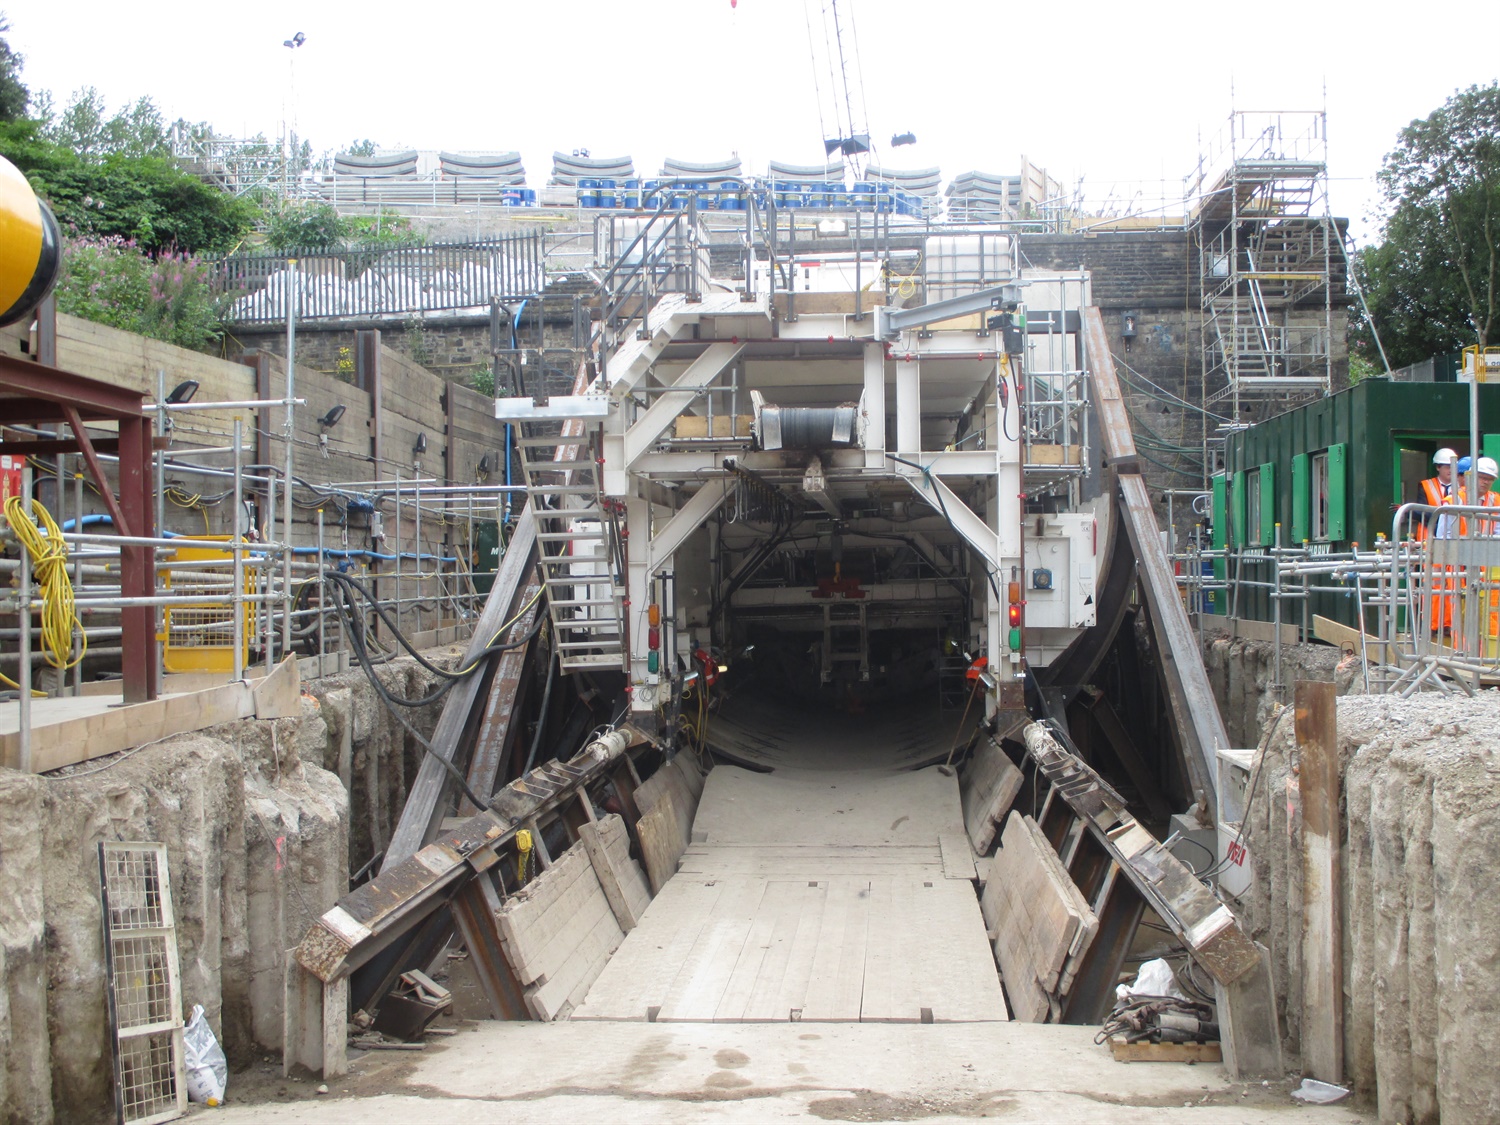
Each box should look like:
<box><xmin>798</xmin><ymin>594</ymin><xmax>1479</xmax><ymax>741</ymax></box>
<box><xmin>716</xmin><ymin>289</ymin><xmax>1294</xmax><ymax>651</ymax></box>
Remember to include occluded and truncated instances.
<box><xmin>1291</xmin><ymin>1078</ymin><xmax>1350</xmax><ymax>1105</ymax></box>
<box><xmin>183</xmin><ymin>1004</ymin><xmax>228</xmax><ymax>1104</ymax></box>
<box><xmin>1115</xmin><ymin>957</ymin><xmax>1189</xmax><ymax>1003</ymax></box>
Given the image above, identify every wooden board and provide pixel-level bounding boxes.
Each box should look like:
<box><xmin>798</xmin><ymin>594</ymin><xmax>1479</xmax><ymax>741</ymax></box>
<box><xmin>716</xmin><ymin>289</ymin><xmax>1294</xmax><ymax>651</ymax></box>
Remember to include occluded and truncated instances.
<box><xmin>673</xmin><ymin>415</ymin><xmax>753</xmax><ymax>439</ymax></box>
<box><xmin>494</xmin><ymin>840</ymin><xmax>626</xmax><ymax>1021</ymax></box>
<box><xmin>960</xmin><ymin>740</ymin><xmax>1024</xmax><ymax>854</ymax></box>
<box><xmin>1108</xmin><ymin>1038</ymin><xmax>1223</xmax><ymax>1064</ymax></box>
<box><xmin>573</xmin><ymin>869</ymin><xmax>1007</xmax><ymax>1025</ymax></box>
<box><xmin>940</xmin><ymin>832</ymin><xmax>978</xmax><ymax>881</ymax></box>
<box><xmin>1313</xmin><ymin>613</ymin><xmax>1388</xmax><ymax>663</ymax></box>
<box><xmin>636</xmin><ymin>790</ymin><xmax>687</xmax><ymax>895</ymax></box>
<box><xmin>986</xmin><ymin>812</ymin><xmax>1098</xmax><ymax>1022</ymax></box>
<box><xmin>0</xmin><ymin>656</ymin><xmax>300</xmax><ymax>773</ymax></box>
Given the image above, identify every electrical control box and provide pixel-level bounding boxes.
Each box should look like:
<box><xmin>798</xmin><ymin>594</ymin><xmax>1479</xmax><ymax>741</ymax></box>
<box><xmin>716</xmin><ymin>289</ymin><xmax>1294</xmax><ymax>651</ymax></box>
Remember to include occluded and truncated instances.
<box><xmin>1022</xmin><ymin>513</ymin><xmax>1096</xmax><ymax>630</ymax></box>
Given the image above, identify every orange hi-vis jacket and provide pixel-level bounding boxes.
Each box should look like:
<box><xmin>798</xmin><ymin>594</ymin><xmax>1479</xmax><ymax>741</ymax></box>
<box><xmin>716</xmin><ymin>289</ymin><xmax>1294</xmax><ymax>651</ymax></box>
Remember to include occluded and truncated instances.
<box><xmin>1419</xmin><ymin>476</ymin><xmax>1452</xmax><ymax>540</ymax></box>
<box><xmin>1457</xmin><ymin>484</ymin><xmax>1500</xmax><ymax>536</ymax></box>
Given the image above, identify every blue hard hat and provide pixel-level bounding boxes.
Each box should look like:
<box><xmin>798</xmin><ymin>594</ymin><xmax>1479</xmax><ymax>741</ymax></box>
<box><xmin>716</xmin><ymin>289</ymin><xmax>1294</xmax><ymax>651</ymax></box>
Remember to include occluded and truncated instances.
<box><xmin>1458</xmin><ymin>455</ymin><xmax>1473</xmax><ymax>473</ymax></box>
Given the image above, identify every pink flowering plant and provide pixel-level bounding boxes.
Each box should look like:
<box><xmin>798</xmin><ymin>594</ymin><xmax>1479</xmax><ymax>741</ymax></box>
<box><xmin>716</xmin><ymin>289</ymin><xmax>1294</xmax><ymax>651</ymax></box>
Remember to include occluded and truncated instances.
<box><xmin>55</xmin><ymin>229</ymin><xmax>225</xmax><ymax>353</ymax></box>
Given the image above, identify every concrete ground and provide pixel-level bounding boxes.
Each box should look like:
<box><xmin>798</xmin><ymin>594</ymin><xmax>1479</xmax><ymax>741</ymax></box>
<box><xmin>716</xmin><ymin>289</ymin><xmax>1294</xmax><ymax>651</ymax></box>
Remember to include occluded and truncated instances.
<box><xmin>212</xmin><ymin>1021</ymin><xmax>1366</xmax><ymax>1123</ymax></box>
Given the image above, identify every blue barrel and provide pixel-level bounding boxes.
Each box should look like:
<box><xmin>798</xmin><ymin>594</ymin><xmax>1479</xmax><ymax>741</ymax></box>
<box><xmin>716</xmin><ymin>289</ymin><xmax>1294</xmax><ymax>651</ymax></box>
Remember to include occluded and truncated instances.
<box><xmin>875</xmin><ymin>183</ymin><xmax>895</xmax><ymax>213</ymax></box>
<box><xmin>826</xmin><ymin>183</ymin><xmax>849</xmax><ymax>209</ymax></box>
<box><xmin>577</xmin><ymin>177</ymin><xmax>598</xmax><ymax>208</ymax></box>
<box><xmin>851</xmin><ymin>182</ymin><xmax>875</xmax><ymax>211</ymax></box>
<box><xmin>501</xmin><ymin>189</ymin><xmax>522</xmax><ymax>207</ymax></box>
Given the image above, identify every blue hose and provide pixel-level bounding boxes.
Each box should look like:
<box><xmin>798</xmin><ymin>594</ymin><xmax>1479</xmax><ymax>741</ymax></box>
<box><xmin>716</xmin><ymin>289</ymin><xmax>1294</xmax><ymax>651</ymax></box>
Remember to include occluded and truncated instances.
<box><xmin>61</xmin><ymin>514</ymin><xmax>457</xmax><ymax>563</ymax></box>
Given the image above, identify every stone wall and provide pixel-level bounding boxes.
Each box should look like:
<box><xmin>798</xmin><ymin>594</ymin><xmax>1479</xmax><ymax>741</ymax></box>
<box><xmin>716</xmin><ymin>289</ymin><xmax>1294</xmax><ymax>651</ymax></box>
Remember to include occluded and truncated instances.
<box><xmin>0</xmin><ymin>656</ymin><xmax>445</xmax><ymax>1123</ymax></box>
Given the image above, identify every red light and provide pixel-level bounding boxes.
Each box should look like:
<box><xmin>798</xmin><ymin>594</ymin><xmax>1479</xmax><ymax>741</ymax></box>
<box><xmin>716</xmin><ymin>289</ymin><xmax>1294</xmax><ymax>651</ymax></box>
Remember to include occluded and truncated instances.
<box><xmin>1008</xmin><ymin>604</ymin><xmax>1022</xmax><ymax>628</ymax></box>
<box><xmin>648</xmin><ymin>626</ymin><xmax>660</xmax><ymax>649</ymax></box>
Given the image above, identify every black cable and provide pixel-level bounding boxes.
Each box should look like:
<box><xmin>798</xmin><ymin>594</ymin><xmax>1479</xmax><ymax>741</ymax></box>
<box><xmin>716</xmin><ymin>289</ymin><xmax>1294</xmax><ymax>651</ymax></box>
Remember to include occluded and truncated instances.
<box><xmin>328</xmin><ymin>583</ymin><xmax>490</xmax><ymax>810</ymax></box>
<box><xmin>324</xmin><ymin>569</ymin><xmax>542</xmax><ymax>681</ymax></box>
<box><xmin>522</xmin><ymin>645</ymin><xmax>559</xmax><ymax>775</ymax></box>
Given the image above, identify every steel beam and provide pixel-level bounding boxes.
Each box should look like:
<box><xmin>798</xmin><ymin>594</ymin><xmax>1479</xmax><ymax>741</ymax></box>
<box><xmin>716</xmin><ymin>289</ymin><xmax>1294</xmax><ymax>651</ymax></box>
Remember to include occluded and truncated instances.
<box><xmin>382</xmin><ymin>505</ymin><xmax>537</xmax><ymax>871</ymax></box>
<box><xmin>876</xmin><ymin>282</ymin><xmax>1024</xmax><ymax>338</ymax></box>
<box><xmin>623</xmin><ymin>342</ymin><xmax>744</xmax><ymax>467</ymax></box>
<box><xmin>646</xmin><ymin>477</ymin><xmax>731</xmax><ymax>575</ymax></box>
<box><xmin>1084</xmin><ymin>306</ymin><xmax>1225</xmax><ymax>810</ymax></box>
<box><xmin>896</xmin><ymin>464</ymin><xmax>1001</xmax><ymax>573</ymax></box>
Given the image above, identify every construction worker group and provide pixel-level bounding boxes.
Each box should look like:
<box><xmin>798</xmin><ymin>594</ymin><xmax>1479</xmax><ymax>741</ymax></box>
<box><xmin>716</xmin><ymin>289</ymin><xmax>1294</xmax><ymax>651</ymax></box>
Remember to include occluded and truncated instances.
<box><xmin>1419</xmin><ymin>448</ymin><xmax>1500</xmax><ymax>643</ymax></box>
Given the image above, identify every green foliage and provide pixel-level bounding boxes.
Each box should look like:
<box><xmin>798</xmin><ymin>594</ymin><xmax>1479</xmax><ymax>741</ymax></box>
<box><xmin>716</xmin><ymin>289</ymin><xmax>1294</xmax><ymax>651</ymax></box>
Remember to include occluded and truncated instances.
<box><xmin>0</xmin><ymin>15</ymin><xmax>28</xmax><ymax>122</ymax></box>
<box><xmin>54</xmin><ymin>231</ymin><xmax>224</xmax><ymax>353</ymax></box>
<box><xmin>263</xmin><ymin>201</ymin><xmax>420</xmax><ymax>254</ymax></box>
<box><xmin>1347</xmin><ymin>352</ymin><xmax>1380</xmax><ymax>383</ymax></box>
<box><xmin>45</xmin><ymin>87</ymin><xmax>169</xmax><ymax>157</ymax></box>
<box><xmin>1354</xmin><ymin>83</ymin><xmax>1500</xmax><ymax>366</ymax></box>
<box><xmin>403</xmin><ymin>318</ymin><xmax>433</xmax><ymax>366</ymax></box>
<box><xmin>469</xmin><ymin>362</ymin><xmax>495</xmax><ymax>397</ymax></box>
<box><xmin>345</xmin><ymin>138</ymin><xmax>378</xmax><ymax>157</ymax></box>
<box><xmin>264</xmin><ymin>201</ymin><xmax>345</xmax><ymax>252</ymax></box>
<box><xmin>0</xmin><ymin>115</ymin><xmax>258</xmax><ymax>254</ymax></box>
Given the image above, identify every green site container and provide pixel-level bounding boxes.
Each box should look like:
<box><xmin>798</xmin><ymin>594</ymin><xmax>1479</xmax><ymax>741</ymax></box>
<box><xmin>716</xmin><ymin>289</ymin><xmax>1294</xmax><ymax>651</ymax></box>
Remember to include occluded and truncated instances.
<box><xmin>1222</xmin><ymin>379</ymin><xmax>1500</xmax><ymax>629</ymax></box>
<box><xmin>473</xmin><ymin>520</ymin><xmax>501</xmax><ymax>596</ymax></box>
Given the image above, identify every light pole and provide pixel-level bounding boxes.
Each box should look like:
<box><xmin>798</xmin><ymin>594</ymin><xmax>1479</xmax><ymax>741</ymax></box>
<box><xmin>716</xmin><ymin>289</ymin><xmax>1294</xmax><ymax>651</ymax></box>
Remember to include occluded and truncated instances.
<box><xmin>282</xmin><ymin>31</ymin><xmax>305</xmax><ymax>198</ymax></box>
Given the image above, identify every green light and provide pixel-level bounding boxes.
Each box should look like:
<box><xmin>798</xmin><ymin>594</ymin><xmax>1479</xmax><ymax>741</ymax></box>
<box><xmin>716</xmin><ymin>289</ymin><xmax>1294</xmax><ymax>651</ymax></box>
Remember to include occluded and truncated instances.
<box><xmin>647</xmin><ymin>650</ymin><xmax>659</xmax><ymax>674</ymax></box>
<box><xmin>1008</xmin><ymin>626</ymin><xmax>1022</xmax><ymax>651</ymax></box>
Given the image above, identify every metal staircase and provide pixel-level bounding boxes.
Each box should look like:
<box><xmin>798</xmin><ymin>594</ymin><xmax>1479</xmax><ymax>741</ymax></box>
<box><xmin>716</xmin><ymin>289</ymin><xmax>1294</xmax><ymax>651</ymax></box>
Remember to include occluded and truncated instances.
<box><xmin>513</xmin><ymin>411</ymin><xmax>628</xmax><ymax>674</ymax></box>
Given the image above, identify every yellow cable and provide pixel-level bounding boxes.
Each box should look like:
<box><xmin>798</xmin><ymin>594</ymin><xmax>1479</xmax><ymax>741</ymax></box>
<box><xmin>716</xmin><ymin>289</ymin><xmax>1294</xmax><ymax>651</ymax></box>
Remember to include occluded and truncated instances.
<box><xmin>3</xmin><ymin>495</ymin><xmax>87</xmax><ymax>675</ymax></box>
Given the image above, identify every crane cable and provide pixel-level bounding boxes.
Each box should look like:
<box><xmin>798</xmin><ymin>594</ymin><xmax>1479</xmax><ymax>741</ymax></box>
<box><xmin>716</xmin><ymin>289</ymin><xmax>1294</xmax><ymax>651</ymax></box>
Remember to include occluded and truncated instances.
<box><xmin>3</xmin><ymin>495</ymin><xmax>87</xmax><ymax>694</ymax></box>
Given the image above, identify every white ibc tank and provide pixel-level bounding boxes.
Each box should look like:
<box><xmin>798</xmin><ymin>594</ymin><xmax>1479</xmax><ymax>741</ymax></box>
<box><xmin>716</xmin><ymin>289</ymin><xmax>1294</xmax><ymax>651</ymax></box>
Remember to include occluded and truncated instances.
<box><xmin>923</xmin><ymin>234</ymin><xmax>1014</xmax><ymax>304</ymax></box>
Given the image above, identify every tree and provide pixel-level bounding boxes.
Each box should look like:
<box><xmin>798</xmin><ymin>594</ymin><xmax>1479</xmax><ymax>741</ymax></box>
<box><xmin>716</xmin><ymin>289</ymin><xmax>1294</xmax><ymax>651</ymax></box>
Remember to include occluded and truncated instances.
<box><xmin>1354</xmin><ymin>83</ymin><xmax>1500</xmax><ymax>366</ymax></box>
<box><xmin>0</xmin><ymin>14</ymin><xmax>27</xmax><ymax>121</ymax></box>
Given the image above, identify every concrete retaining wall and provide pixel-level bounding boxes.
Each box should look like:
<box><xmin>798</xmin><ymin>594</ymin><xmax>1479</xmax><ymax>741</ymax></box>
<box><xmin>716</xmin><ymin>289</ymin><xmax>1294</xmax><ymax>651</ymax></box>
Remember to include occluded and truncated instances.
<box><xmin>0</xmin><ymin>655</ymin><xmax>446</xmax><ymax>1123</ymax></box>
<box><xmin>1238</xmin><ymin>693</ymin><xmax>1500</xmax><ymax>1123</ymax></box>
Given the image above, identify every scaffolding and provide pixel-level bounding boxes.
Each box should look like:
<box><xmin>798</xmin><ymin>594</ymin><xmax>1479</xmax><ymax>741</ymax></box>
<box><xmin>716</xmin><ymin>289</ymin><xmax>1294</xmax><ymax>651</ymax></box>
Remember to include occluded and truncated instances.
<box><xmin>1187</xmin><ymin>111</ymin><xmax>1335</xmax><ymax>426</ymax></box>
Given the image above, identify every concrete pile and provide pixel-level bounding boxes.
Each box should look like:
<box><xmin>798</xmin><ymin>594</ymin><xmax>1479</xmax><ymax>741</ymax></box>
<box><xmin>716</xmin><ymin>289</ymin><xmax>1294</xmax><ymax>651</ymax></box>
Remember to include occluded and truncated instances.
<box><xmin>1239</xmin><ymin>691</ymin><xmax>1500</xmax><ymax>1123</ymax></box>
<box><xmin>0</xmin><ymin>656</ymin><xmax>446</xmax><ymax>1123</ymax></box>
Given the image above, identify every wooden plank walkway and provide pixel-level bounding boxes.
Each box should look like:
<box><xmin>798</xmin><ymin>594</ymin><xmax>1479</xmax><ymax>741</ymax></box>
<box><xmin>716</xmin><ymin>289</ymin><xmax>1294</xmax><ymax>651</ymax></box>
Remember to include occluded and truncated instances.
<box><xmin>573</xmin><ymin>765</ymin><xmax>1008</xmax><ymax>1024</ymax></box>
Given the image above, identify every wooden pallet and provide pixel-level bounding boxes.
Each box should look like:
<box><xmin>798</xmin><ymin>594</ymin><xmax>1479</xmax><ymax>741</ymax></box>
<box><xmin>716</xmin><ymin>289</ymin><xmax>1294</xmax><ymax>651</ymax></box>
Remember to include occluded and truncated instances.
<box><xmin>1107</xmin><ymin>1037</ymin><xmax>1223</xmax><ymax>1064</ymax></box>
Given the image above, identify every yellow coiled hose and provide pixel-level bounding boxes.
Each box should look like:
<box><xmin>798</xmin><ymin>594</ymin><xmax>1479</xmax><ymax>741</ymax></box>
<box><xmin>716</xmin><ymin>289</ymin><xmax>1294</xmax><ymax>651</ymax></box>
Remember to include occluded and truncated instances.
<box><xmin>3</xmin><ymin>495</ymin><xmax>85</xmax><ymax>693</ymax></box>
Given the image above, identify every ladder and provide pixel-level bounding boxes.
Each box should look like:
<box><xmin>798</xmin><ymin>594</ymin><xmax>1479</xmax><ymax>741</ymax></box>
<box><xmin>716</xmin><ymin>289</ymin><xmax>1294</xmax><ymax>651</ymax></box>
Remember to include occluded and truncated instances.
<box><xmin>513</xmin><ymin>408</ymin><xmax>627</xmax><ymax>674</ymax></box>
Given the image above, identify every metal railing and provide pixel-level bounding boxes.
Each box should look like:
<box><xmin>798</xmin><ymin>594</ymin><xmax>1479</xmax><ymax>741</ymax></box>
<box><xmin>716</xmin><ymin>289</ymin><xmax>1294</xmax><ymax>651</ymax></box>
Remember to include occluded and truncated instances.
<box><xmin>215</xmin><ymin>233</ymin><xmax>545</xmax><ymax>325</ymax></box>
<box><xmin>1190</xmin><ymin>501</ymin><xmax>1500</xmax><ymax>698</ymax></box>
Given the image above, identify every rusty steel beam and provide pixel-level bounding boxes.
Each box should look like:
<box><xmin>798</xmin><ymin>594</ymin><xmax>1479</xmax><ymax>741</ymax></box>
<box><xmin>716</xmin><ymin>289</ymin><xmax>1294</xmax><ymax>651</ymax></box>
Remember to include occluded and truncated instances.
<box><xmin>458</xmin><ymin>575</ymin><xmax>543</xmax><ymax>817</ymax></box>
<box><xmin>0</xmin><ymin>353</ymin><xmax>147</xmax><ymax>419</ymax></box>
<box><xmin>450</xmin><ymin>871</ymin><xmax>532</xmax><ymax>1020</ymax></box>
<box><xmin>1021</xmin><ymin>722</ymin><xmax>1260</xmax><ymax>986</ymax></box>
<box><xmin>382</xmin><ymin>505</ymin><xmax>538</xmax><ymax>870</ymax></box>
<box><xmin>116</xmin><ymin>414</ymin><xmax>157</xmax><ymax>702</ymax></box>
<box><xmin>1296</xmin><ymin>680</ymin><xmax>1343</xmax><ymax>1084</ymax></box>
<box><xmin>298</xmin><ymin>727</ymin><xmax>636</xmax><ymax>986</ymax></box>
<box><xmin>1083</xmin><ymin>306</ymin><xmax>1225</xmax><ymax>811</ymax></box>
<box><xmin>62</xmin><ymin>405</ymin><xmax>131</xmax><ymax>537</ymax></box>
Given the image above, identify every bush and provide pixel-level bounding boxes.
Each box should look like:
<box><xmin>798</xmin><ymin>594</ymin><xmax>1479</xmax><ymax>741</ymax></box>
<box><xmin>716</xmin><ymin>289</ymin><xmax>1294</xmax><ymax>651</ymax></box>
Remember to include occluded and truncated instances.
<box><xmin>55</xmin><ymin>231</ymin><xmax>224</xmax><ymax>353</ymax></box>
<box><xmin>263</xmin><ymin>201</ymin><xmax>421</xmax><ymax>254</ymax></box>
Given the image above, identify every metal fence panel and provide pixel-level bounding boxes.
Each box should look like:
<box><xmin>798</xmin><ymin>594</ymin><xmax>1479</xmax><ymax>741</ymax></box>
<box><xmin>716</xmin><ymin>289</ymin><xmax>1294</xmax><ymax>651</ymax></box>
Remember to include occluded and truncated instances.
<box><xmin>215</xmin><ymin>234</ymin><xmax>544</xmax><ymax>326</ymax></box>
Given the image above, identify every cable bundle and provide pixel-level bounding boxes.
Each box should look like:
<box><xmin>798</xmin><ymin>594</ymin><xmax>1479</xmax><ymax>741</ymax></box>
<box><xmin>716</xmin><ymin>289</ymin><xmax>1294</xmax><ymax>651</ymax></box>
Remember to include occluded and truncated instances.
<box><xmin>3</xmin><ymin>495</ymin><xmax>86</xmax><ymax>690</ymax></box>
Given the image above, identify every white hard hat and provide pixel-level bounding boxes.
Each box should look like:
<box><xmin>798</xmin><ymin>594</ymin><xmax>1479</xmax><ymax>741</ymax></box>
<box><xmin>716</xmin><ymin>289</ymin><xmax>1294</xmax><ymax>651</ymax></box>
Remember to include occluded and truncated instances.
<box><xmin>1434</xmin><ymin>447</ymin><xmax>1458</xmax><ymax>466</ymax></box>
<box><xmin>1479</xmin><ymin>457</ymin><xmax>1499</xmax><ymax>478</ymax></box>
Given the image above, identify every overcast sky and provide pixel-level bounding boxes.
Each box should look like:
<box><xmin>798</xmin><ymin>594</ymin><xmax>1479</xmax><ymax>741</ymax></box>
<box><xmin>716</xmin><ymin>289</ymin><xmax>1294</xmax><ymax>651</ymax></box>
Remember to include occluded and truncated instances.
<box><xmin>9</xmin><ymin>0</ymin><xmax>1499</xmax><ymax>240</ymax></box>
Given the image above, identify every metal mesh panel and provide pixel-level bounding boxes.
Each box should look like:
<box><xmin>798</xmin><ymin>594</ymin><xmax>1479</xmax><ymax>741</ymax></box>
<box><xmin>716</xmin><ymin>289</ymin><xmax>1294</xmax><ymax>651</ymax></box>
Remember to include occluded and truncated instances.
<box><xmin>100</xmin><ymin>842</ymin><xmax>185</xmax><ymax>1125</ymax></box>
<box><xmin>160</xmin><ymin>538</ymin><xmax>251</xmax><ymax>674</ymax></box>
<box><xmin>116</xmin><ymin>1032</ymin><xmax>180</xmax><ymax>1123</ymax></box>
